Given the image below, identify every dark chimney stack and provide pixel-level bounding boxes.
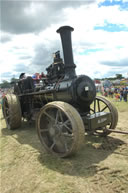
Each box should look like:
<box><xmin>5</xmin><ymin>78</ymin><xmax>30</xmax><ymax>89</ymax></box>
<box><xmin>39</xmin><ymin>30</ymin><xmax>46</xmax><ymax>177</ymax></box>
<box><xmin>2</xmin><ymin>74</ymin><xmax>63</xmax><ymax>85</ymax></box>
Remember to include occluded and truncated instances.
<box><xmin>57</xmin><ymin>26</ymin><xmax>76</xmax><ymax>78</ymax></box>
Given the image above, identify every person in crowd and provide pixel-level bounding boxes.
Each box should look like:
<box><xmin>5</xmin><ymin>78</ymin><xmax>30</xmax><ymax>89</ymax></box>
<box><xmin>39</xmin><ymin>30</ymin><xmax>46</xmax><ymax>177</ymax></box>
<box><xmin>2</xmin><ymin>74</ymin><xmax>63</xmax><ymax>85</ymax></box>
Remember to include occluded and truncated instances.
<box><xmin>39</xmin><ymin>72</ymin><xmax>47</xmax><ymax>79</ymax></box>
<box><xmin>114</xmin><ymin>88</ymin><xmax>120</xmax><ymax>101</ymax></box>
<box><xmin>123</xmin><ymin>88</ymin><xmax>127</xmax><ymax>102</ymax></box>
<box><xmin>120</xmin><ymin>88</ymin><xmax>124</xmax><ymax>101</ymax></box>
<box><xmin>19</xmin><ymin>73</ymin><xmax>35</xmax><ymax>92</ymax></box>
<box><xmin>32</xmin><ymin>73</ymin><xmax>40</xmax><ymax>84</ymax></box>
<box><xmin>104</xmin><ymin>88</ymin><xmax>108</xmax><ymax>97</ymax></box>
<box><xmin>110</xmin><ymin>86</ymin><xmax>115</xmax><ymax>98</ymax></box>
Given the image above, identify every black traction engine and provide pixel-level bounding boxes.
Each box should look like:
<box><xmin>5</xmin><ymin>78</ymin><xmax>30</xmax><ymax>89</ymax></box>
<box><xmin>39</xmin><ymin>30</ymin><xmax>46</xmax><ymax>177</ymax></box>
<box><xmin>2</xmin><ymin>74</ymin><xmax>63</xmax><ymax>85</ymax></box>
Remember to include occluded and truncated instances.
<box><xmin>2</xmin><ymin>26</ymin><xmax>119</xmax><ymax>157</ymax></box>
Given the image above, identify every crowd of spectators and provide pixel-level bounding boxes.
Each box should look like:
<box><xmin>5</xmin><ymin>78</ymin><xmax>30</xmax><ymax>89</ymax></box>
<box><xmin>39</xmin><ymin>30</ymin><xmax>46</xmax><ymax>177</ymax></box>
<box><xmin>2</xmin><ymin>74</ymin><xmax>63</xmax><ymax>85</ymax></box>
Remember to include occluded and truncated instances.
<box><xmin>101</xmin><ymin>86</ymin><xmax>128</xmax><ymax>102</ymax></box>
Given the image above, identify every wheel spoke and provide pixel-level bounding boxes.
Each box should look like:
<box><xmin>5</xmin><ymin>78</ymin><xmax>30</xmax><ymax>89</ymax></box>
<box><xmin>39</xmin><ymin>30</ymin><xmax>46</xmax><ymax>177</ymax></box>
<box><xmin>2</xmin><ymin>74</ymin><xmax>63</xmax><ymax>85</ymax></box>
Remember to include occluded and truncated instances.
<box><xmin>95</xmin><ymin>127</ymin><xmax>102</xmax><ymax>131</ymax></box>
<box><xmin>59</xmin><ymin>136</ymin><xmax>69</xmax><ymax>152</ymax></box>
<box><xmin>94</xmin><ymin>99</ymin><xmax>96</xmax><ymax>113</ymax></box>
<box><xmin>62</xmin><ymin>119</ymin><xmax>72</xmax><ymax>133</ymax></box>
<box><xmin>50</xmin><ymin>141</ymin><xmax>56</xmax><ymax>150</ymax></box>
<box><xmin>101</xmin><ymin>105</ymin><xmax>108</xmax><ymax>112</ymax></box>
<box><xmin>63</xmin><ymin>124</ymin><xmax>72</xmax><ymax>133</ymax></box>
<box><xmin>5</xmin><ymin>107</ymin><xmax>9</xmax><ymax>111</ymax></box>
<box><xmin>90</xmin><ymin>108</ymin><xmax>95</xmax><ymax>113</ymax></box>
<box><xmin>58</xmin><ymin>109</ymin><xmax>64</xmax><ymax>122</ymax></box>
<box><xmin>55</xmin><ymin>110</ymin><xmax>59</xmax><ymax>124</ymax></box>
<box><xmin>102</xmin><ymin>126</ymin><xmax>107</xmax><ymax>131</ymax></box>
<box><xmin>63</xmin><ymin>119</ymin><xmax>70</xmax><ymax>125</ymax></box>
<box><xmin>40</xmin><ymin>128</ymin><xmax>49</xmax><ymax>132</ymax></box>
<box><xmin>61</xmin><ymin>132</ymin><xmax>74</xmax><ymax>138</ymax></box>
<box><xmin>43</xmin><ymin>110</ymin><xmax>55</xmax><ymax>122</ymax></box>
<box><xmin>97</xmin><ymin>100</ymin><xmax>100</xmax><ymax>112</ymax></box>
<box><xmin>6</xmin><ymin>115</ymin><xmax>10</xmax><ymax>119</ymax></box>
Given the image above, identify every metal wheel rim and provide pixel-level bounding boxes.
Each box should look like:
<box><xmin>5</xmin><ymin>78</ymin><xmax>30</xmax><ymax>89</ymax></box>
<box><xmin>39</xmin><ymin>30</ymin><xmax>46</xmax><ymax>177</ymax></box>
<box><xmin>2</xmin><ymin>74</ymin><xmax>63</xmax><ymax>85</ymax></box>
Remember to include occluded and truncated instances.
<box><xmin>2</xmin><ymin>94</ymin><xmax>22</xmax><ymax>130</ymax></box>
<box><xmin>36</xmin><ymin>102</ymin><xmax>85</xmax><ymax>157</ymax></box>
<box><xmin>3</xmin><ymin>97</ymin><xmax>11</xmax><ymax>129</ymax></box>
<box><xmin>90</xmin><ymin>96</ymin><xmax>118</xmax><ymax>136</ymax></box>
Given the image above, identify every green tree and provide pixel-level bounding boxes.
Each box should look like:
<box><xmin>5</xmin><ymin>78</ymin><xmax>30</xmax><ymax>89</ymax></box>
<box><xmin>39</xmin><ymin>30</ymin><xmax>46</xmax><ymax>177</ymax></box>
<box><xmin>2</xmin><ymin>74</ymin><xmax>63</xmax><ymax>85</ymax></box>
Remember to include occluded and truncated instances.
<box><xmin>0</xmin><ymin>80</ymin><xmax>11</xmax><ymax>88</ymax></box>
<box><xmin>116</xmin><ymin>74</ymin><xmax>124</xmax><ymax>80</ymax></box>
<box><xmin>10</xmin><ymin>77</ymin><xmax>18</xmax><ymax>83</ymax></box>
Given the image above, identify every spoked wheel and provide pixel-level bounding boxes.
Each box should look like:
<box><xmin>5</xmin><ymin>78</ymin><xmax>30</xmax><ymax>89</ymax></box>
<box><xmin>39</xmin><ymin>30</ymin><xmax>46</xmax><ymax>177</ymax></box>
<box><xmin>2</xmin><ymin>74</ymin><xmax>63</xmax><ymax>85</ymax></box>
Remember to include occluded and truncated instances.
<box><xmin>36</xmin><ymin>101</ymin><xmax>85</xmax><ymax>158</ymax></box>
<box><xmin>90</xmin><ymin>96</ymin><xmax>118</xmax><ymax>136</ymax></box>
<box><xmin>2</xmin><ymin>94</ymin><xmax>22</xmax><ymax>130</ymax></box>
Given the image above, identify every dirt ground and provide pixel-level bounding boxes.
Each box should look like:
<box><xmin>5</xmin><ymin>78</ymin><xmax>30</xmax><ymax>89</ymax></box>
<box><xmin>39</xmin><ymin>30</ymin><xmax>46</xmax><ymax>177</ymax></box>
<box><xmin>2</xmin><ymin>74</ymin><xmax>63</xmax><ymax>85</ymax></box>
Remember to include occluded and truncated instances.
<box><xmin>0</xmin><ymin>102</ymin><xmax>128</xmax><ymax>193</ymax></box>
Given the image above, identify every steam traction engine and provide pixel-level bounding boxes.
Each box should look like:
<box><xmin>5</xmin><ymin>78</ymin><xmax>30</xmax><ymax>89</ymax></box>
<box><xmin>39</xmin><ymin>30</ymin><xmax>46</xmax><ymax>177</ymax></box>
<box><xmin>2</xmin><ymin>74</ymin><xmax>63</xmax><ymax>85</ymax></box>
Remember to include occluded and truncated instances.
<box><xmin>2</xmin><ymin>26</ymin><xmax>119</xmax><ymax>157</ymax></box>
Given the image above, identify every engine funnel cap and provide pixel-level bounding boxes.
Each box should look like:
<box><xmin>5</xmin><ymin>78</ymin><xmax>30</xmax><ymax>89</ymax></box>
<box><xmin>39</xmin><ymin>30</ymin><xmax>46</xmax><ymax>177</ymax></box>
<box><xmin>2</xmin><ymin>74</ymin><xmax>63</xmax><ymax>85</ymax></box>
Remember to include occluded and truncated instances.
<box><xmin>57</xmin><ymin>26</ymin><xmax>74</xmax><ymax>33</ymax></box>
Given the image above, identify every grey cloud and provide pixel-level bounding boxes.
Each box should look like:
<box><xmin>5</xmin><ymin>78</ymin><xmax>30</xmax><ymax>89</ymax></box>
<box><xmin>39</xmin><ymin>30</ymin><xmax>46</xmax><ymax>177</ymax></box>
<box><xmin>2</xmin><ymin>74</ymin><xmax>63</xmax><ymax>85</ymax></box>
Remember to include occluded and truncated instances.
<box><xmin>1</xmin><ymin>33</ymin><xmax>12</xmax><ymax>43</ymax></box>
<box><xmin>12</xmin><ymin>40</ymin><xmax>63</xmax><ymax>75</ymax></box>
<box><xmin>103</xmin><ymin>68</ymin><xmax>128</xmax><ymax>78</ymax></box>
<box><xmin>19</xmin><ymin>55</ymin><xmax>32</xmax><ymax>60</ymax></box>
<box><xmin>93</xmin><ymin>71</ymin><xmax>101</xmax><ymax>75</ymax></box>
<box><xmin>100</xmin><ymin>58</ymin><xmax>128</xmax><ymax>67</ymax></box>
<box><xmin>103</xmin><ymin>71</ymin><xmax>117</xmax><ymax>78</ymax></box>
<box><xmin>29</xmin><ymin>41</ymin><xmax>63</xmax><ymax>73</ymax></box>
<box><xmin>1</xmin><ymin>72</ymin><xmax>14</xmax><ymax>81</ymax></box>
<box><xmin>13</xmin><ymin>63</ymin><xmax>28</xmax><ymax>73</ymax></box>
<box><xmin>32</xmin><ymin>44</ymin><xmax>52</xmax><ymax>66</ymax></box>
<box><xmin>1</xmin><ymin>1</ymin><xmax>95</xmax><ymax>34</ymax></box>
<box><xmin>13</xmin><ymin>46</ymin><xmax>25</xmax><ymax>50</ymax></box>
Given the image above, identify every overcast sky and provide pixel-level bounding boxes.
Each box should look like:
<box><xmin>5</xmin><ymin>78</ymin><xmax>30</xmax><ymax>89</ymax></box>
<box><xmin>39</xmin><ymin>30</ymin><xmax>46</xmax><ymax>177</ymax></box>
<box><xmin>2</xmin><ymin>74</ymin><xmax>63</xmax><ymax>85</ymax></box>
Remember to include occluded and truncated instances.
<box><xmin>0</xmin><ymin>0</ymin><xmax>128</xmax><ymax>83</ymax></box>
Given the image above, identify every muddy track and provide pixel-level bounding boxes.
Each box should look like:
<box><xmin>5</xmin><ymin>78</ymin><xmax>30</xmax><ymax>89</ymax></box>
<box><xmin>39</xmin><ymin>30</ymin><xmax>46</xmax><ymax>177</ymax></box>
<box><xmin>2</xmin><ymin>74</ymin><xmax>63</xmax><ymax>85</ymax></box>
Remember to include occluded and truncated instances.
<box><xmin>1</xmin><ymin>109</ymin><xmax>128</xmax><ymax>193</ymax></box>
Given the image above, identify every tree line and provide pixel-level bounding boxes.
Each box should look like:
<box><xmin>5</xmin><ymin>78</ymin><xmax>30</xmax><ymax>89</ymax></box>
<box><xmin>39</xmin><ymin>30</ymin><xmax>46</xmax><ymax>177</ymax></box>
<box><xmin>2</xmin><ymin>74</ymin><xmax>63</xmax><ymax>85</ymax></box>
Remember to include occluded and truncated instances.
<box><xmin>0</xmin><ymin>78</ymin><xmax>18</xmax><ymax>89</ymax></box>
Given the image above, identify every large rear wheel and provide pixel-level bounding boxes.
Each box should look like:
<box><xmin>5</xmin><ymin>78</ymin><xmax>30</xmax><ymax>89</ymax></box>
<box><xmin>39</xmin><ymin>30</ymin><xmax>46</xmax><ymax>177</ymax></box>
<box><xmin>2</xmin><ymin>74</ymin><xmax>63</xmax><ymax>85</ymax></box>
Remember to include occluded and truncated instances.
<box><xmin>2</xmin><ymin>94</ymin><xmax>22</xmax><ymax>130</ymax></box>
<box><xmin>36</xmin><ymin>101</ymin><xmax>85</xmax><ymax>157</ymax></box>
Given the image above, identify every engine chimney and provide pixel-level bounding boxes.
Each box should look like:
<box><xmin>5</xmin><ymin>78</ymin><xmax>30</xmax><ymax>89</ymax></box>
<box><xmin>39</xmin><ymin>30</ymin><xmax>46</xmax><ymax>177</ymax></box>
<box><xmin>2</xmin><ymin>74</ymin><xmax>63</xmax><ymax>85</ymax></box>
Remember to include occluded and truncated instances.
<box><xmin>57</xmin><ymin>26</ymin><xmax>76</xmax><ymax>78</ymax></box>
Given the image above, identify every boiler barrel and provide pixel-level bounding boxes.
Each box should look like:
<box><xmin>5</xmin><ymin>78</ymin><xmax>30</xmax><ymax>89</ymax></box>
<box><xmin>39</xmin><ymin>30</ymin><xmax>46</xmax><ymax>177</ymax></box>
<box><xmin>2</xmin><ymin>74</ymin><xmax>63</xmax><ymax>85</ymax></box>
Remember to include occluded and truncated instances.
<box><xmin>35</xmin><ymin>75</ymin><xmax>96</xmax><ymax>107</ymax></box>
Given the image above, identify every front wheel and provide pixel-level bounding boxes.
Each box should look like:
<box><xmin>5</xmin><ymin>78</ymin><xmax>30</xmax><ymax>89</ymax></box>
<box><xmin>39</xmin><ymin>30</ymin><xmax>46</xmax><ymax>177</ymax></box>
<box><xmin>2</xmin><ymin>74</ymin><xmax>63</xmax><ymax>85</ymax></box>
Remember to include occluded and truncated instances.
<box><xmin>36</xmin><ymin>101</ymin><xmax>85</xmax><ymax>158</ymax></box>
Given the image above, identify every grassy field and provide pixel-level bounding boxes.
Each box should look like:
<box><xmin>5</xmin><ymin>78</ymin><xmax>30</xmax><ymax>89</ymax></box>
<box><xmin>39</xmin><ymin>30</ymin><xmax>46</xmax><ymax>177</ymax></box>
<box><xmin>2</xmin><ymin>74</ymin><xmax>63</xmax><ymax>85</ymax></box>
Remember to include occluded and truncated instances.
<box><xmin>0</xmin><ymin>97</ymin><xmax>128</xmax><ymax>193</ymax></box>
